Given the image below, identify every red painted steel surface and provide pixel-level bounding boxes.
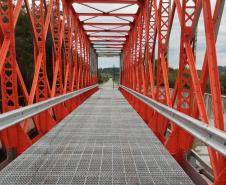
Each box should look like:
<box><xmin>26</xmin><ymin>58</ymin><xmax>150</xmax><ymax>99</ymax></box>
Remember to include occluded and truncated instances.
<box><xmin>120</xmin><ymin>1</ymin><xmax>226</xmax><ymax>184</ymax></box>
<box><xmin>0</xmin><ymin>0</ymin><xmax>225</xmax><ymax>184</ymax></box>
<box><xmin>0</xmin><ymin>0</ymin><xmax>97</xmax><ymax>159</ymax></box>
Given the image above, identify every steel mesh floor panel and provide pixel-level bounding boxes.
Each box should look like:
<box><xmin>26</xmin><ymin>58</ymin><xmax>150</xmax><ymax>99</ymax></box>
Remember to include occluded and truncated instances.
<box><xmin>0</xmin><ymin>82</ymin><xmax>194</xmax><ymax>184</ymax></box>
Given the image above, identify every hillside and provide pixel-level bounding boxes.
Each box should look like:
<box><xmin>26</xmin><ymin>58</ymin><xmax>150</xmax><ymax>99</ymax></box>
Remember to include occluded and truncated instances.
<box><xmin>98</xmin><ymin>67</ymin><xmax>120</xmax><ymax>83</ymax></box>
<box><xmin>98</xmin><ymin>67</ymin><xmax>226</xmax><ymax>94</ymax></box>
<box><xmin>219</xmin><ymin>66</ymin><xmax>226</xmax><ymax>74</ymax></box>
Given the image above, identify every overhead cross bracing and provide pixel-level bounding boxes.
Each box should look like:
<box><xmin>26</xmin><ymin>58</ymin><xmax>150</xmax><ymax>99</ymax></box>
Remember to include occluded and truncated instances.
<box><xmin>0</xmin><ymin>0</ymin><xmax>225</xmax><ymax>185</ymax></box>
<box><xmin>72</xmin><ymin>0</ymin><xmax>139</xmax><ymax>56</ymax></box>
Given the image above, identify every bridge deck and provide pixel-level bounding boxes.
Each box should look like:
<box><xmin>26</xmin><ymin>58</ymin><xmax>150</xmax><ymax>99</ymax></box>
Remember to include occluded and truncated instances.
<box><xmin>0</xmin><ymin>81</ymin><xmax>193</xmax><ymax>185</ymax></box>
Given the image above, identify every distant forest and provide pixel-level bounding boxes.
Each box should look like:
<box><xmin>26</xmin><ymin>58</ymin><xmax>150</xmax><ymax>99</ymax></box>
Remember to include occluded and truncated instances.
<box><xmin>15</xmin><ymin>7</ymin><xmax>53</xmax><ymax>91</ymax></box>
<box><xmin>98</xmin><ymin>67</ymin><xmax>226</xmax><ymax>95</ymax></box>
<box><xmin>98</xmin><ymin>68</ymin><xmax>120</xmax><ymax>84</ymax></box>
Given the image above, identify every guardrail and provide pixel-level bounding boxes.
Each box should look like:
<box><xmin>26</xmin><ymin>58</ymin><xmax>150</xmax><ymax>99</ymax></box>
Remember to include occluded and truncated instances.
<box><xmin>0</xmin><ymin>84</ymin><xmax>98</xmax><ymax>169</ymax></box>
<box><xmin>0</xmin><ymin>84</ymin><xmax>98</xmax><ymax>131</ymax></box>
<box><xmin>120</xmin><ymin>85</ymin><xmax>226</xmax><ymax>157</ymax></box>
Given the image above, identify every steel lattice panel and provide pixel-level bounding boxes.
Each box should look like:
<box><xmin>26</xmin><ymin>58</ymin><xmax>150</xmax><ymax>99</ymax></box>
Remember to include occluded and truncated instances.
<box><xmin>0</xmin><ymin>82</ymin><xmax>194</xmax><ymax>184</ymax></box>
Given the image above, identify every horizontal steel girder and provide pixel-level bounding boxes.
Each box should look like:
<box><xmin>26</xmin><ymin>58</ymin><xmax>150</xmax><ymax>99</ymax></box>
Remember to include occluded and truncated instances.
<box><xmin>86</xmin><ymin>30</ymin><xmax>129</xmax><ymax>33</ymax></box>
<box><xmin>89</xmin><ymin>35</ymin><xmax>127</xmax><ymax>38</ymax></box>
<box><xmin>83</xmin><ymin>23</ymin><xmax>131</xmax><ymax>26</ymax></box>
<box><xmin>71</xmin><ymin>0</ymin><xmax>138</xmax><ymax>4</ymax></box>
<box><xmin>90</xmin><ymin>40</ymin><xmax>126</xmax><ymax>42</ymax></box>
<box><xmin>78</xmin><ymin>13</ymin><xmax>136</xmax><ymax>17</ymax></box>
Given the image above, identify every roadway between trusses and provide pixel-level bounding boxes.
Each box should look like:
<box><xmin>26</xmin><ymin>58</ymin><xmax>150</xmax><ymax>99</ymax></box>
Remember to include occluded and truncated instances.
<box><xmin>0</xmin><ymin>81</ymin><xmax>194</xmax><ymax>184</ymax></box>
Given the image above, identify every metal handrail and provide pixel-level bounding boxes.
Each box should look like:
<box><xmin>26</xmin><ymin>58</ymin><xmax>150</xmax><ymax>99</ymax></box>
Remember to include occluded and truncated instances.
<box><xmin>0</xmin><ymin>84</ymin><xmax>98</xmax><ymax>131</ymax></box>
<box><xmin>120</xmin><ymin>85</ymin><xmax>226</xmax><ymax>157</ymax></box>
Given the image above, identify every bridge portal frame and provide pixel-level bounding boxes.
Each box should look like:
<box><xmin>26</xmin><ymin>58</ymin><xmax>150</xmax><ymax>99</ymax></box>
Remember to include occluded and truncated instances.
<box><xmin>0</xmin><ymin>0</ymin><xmax>225</xmax><ymax>184</ymax></box>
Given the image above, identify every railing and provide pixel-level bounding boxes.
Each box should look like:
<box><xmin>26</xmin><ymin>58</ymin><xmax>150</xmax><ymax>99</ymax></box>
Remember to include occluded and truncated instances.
<box><xmin>0</xmin><ymin>85</ymin><xmax>98</xmax><ymax>131</ymax></box>
<box><xmin>0</xmin><ymin>0</ymin><xmax>99</xmax><ymax>167</ymax></box>
<box><xmin>0</xmin><ymin>84</ymin><xmax>98</xmax><ymax>168</ymax></box>
<box><xmin>120</xmin><ymin>84</ymin><xmax>226</xmax><ymax>184</ymax></box>
<box><xmin>120</xmin><ymin>85</ymin><xmax>226</xmax><ymax>157</ymax></box>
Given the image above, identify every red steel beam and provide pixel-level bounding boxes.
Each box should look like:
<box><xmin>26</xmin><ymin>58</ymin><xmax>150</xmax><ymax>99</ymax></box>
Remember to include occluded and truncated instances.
<box><xmin>95</xmin><ymin>50</ymin><xmax>122</xmax><ymax>52</ymax></box>
<box><xmin>94</xmin><ymin>47</ymin><xmax>123</xmax><ymax>49</ymax></box>
<box><xmin>96</xmin><ymin>50</ymin><xmax>122</xmax><ymax>53</ymax></box>
<box><xmin>78</xmin><ymin>13</ymin><xmax>136</xmax><ymax>17</ymax></box>
<box><xmin>94</xmin><ymin>47</ymin><xmax>122</xmax><ymax>51</ymax></box>
<box><xmin>94</xmin><ymin>45</ymin><xmax>123</xmax><ymax>47</ymax></box>
<box><xmin>83</xmin><ymin>23</ymin><xmax>131</xmax><ymax>26</ymax></box>
<box><xmin>90</xmin><ymin>40</ymin><xmax>126</xmax><ymax>42</ymax></box>
<box><xmin>90</xmin><ymin>36</ymin><xmax>126</xmax><ymax>38</ymax></box>
<box><xmin>120</xmin><ymin>0</ymin><xmax>226</xmax><ymax>184</ymax></box>
<box><xmin>71</xmin><ymin>0</ymin><xmax>138</xmax><ymax>4</ymax></box>
<box><xmin>86</xmin><ymin>30</ymin><xmax>129</xmax><ymax>33</ymax></box>
<box><xmin>0</xmin><ymin>0</ymin><xmax>98</xmax><ymax>158</ymax></box>
<box><xmin>97</xmin><ymin>51</ymin><xmax>121</xmax><ymax>52</ymax></box>
<box><xmin>2</xmin><ymin>0</ymin><xmax>225</xmax><ymax>184</ymax></box>
<box><xmin>92</xmin><ymin>43</ymin><xmax>124</xmax><ymax>45</ymax></box>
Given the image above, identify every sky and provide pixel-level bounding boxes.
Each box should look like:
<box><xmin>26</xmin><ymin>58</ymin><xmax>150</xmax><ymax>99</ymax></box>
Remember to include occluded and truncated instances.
<box><xmin>168</xmin><ymin>2</ymin><xmax>226</xmax><ymax>69</ymax></box>
<box><xmin>74</xmin><ymin>1</ymin><xmax>226</xmax><ymax>69</ymax></box>
<box><xmin>98</xmin><ymin>56</ymin><xmax>120</xmax><ymax>68</ymax></box>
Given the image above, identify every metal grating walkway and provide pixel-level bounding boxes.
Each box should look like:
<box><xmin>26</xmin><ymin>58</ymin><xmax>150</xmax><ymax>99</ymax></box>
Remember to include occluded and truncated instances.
<box><xmin>0</xmin><ymin>81</ymin><xmax>194</xmax><ymax>185</ymax></box>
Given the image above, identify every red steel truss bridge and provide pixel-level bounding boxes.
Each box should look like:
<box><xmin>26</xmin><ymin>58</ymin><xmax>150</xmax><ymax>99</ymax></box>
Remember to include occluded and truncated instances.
<box><xmin>0</xmin><ymin>0</ymin><xmax>225</xmax><ymax>184</ymax></box>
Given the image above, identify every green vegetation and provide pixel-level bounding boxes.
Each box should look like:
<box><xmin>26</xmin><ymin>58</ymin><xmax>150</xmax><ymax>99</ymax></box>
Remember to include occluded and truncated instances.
<box><xmin>220</xmin><ymin>74</ymin><xmax>226</xmax><ymax>94</ymax></box>
<box><xmin>15</xmin><ymin>7</ymin><xmax>34</xmax><ymax>91</ymax></box>
<box><xmin>168</xmin><ymin>68</ymin><xmax>177</xmax><ymax>88</ymax></box>
<box><xmin>97</xmin><ymin>71</ymin><xmax>110</xmax><ymax>84</ymax></box>
<box><xmin>98</xmin><ymin>66</ymin><xmax>226</xmax><ymax>95</ymax></box>
<box><xmin>164</xmin><ymin>67</ymin><xmax>226</xmax><ymax>95</ymax></box>
<box><xmin>98</xmin><ymin>68</ymin><xmax>120</xmax><ymax>84</ymax></box>
<box><xmin>219</xmin><ymin>66</ymin><xmax>226</xmax><ymax>94</ymax></box>
<box><xmin>15</xmin><ymin>7</ymin><xmax>53</xmax><ymax>91</ymax></box>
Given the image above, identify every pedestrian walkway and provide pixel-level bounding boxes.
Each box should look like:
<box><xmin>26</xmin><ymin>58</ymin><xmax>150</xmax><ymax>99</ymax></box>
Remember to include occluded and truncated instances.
<box><xmin>0</xmin><ymin>81</ymin><xmax>194</xmax><ymax>184</ymax></box>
